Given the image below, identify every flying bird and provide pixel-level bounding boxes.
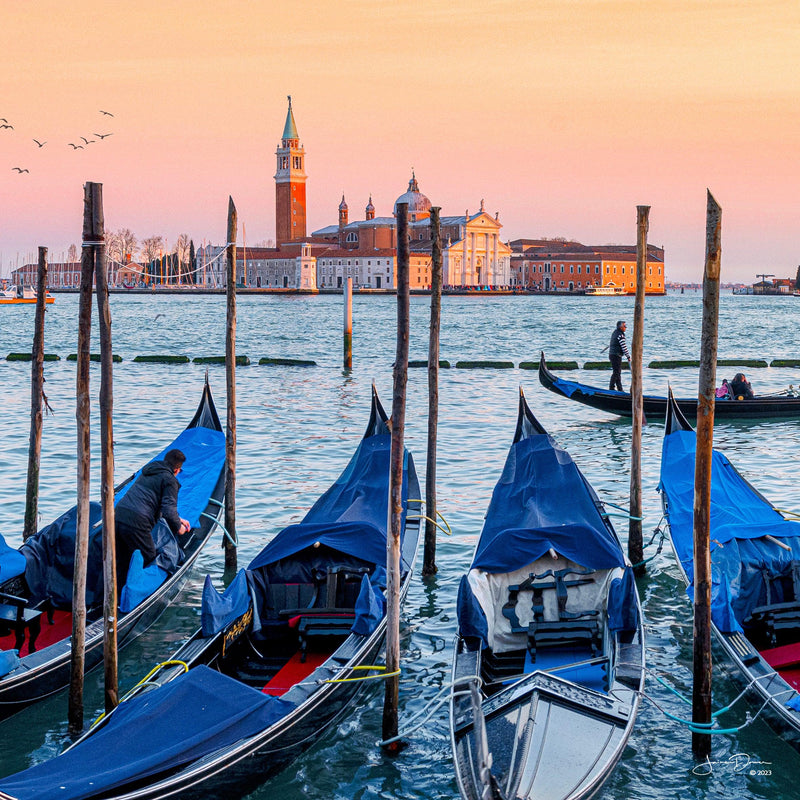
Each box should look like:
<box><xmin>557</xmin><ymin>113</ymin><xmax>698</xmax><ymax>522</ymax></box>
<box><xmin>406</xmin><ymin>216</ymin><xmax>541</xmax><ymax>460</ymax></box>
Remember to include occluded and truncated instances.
<box><xmin>80</xmin><ymin>136</ymin><xmax>95</xmax><ymax>144</ymax></box>
<box><xmin>68</xmin><ymin>143</ymin><xmax>84</xmax><ymax>149</ymax></box>
<box><xmin>99</xmin><ymin>110</ymin><xmax>114</xmax><ymax>117</ymax></box>
<box><xmin>12</xmin><ymin>167</ymin><xmax>29</xmax><ymax>173</ymax></box>
<box><xmin>0</xmin><ymin>124</ymin><xmax>13</xmax><ymax>130</ymax></box>
<box><xmin>33</xmin><ymin>139</ymin><xmax>46</xmax><ymax>147</ymax></box>
<box><xmin>0</xmin><ymin>118</ymin><xmax>7</xmax><ymax>123</ymax></box>
<box><xmin>94</xmin><ymin>132</ymin><xmax>113</xmax><ymax>139</ymax></box>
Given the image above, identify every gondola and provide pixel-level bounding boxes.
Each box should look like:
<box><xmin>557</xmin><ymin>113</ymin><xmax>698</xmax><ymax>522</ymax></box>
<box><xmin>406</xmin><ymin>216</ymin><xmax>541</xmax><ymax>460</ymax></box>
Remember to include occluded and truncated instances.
<box><xmin>538</xmin><ymin>352</ymin><xmax>800</xmax><ymax>419</ymax></box>
<box><xmin>0</xmin><ymin>386</ymin><xmax>421</xmax><ymax>800</ymax></box>
<box><xmin>450</xmin><ymin>389</ymin><xmax>644</xmax><ymax>800</ymax></box>
<box><xmin>659</xmin><ymin>389</ymin><xmax>800</xmax><ymax>749</ymax></box>
<box><xmin>0</xmin><ymin>378</ymin><xmax>226</xmax><ymax>720</ymax></box>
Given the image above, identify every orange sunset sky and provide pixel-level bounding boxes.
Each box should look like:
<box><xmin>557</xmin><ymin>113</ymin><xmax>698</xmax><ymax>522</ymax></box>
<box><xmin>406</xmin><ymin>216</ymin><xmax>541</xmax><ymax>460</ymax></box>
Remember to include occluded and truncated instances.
<box><xmin>1</xmin><ymin>1</ymin><xmax>798</xmax><ymax>281</ymax></box>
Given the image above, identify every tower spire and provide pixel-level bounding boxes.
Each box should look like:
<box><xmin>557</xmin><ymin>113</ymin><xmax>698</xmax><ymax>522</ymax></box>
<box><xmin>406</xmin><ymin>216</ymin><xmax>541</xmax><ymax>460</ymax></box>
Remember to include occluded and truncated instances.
<box><xmin>282</xmin><ymin>95</ymin><xmax>299</xmax><ymax>142</ymax></box>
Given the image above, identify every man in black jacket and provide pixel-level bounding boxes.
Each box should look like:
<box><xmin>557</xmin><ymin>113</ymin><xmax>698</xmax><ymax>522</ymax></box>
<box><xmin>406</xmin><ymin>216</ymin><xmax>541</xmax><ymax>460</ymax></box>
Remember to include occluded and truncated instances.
<box><xmin>608</xmin><ymin>320</ymin><xmax>631</xmax><ymax>391</ymax></box>
<box><xmin>115</xmin><ymin>448</ymin><xmax>190</xmax><ymax>585</ymax></box>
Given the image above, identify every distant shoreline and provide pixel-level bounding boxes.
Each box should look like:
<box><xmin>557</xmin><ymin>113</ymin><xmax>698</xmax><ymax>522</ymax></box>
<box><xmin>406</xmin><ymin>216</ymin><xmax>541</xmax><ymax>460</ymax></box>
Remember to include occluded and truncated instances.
<box><xmin>48</xmin><ymin>287</ymin><xmax>668</xmax><ymax>297</ymax></box>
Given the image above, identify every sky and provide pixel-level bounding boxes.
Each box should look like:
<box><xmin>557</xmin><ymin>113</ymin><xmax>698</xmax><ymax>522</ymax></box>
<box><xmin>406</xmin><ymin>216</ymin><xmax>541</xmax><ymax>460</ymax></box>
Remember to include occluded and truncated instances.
<box><xmin>1</xmin><ymin>0</ymin><xmax>798</xmax><ymax>281</ymax></box>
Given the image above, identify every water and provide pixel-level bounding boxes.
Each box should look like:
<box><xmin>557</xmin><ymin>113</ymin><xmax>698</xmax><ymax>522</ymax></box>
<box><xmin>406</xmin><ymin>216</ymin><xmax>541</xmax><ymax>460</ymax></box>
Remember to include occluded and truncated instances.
<box><xmin>1</xmin><ymin>290</ymin><xmax>799</xmax><ymax>798</ymax></box>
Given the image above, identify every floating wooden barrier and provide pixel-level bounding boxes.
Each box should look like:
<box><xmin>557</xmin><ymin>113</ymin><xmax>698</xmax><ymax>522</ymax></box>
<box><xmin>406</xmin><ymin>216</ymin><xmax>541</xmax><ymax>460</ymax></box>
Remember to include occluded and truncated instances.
<box><xmin>455</xmin><ymin>360</ymin><xmax>514</xmax><ymax>369</ymax></box>
<box><xmin>258</xmin><ymin>357</ymin><xmax>317</xmax><ymax>366</ymax></box>
<box><xmin>519</xmin><ymin>360</ymin><xmax>578</xmax><ymax>370</ymax></box>
<box><xmin>193</xmin><ymin>355</ymin><xmax>251</xmax><ymax>366</ymax></box>
<box><xmin>7</xmin><ymin>352</ymin><xmax>60</xmax><ymax>361</ymax></box>
<box><xmin>771</xmin><ymin>359</ymin><xmax>800</xmax><ymax>368</ymax></box>
<box><xmin>648</xmin><ymin>358</ymin><xmax>768</xmax><ymax>369</ymax></box>
<box><xmin>717</xmin><ymin>359</ymin><xmax>767</xmax><ymax>368</ymax></box>
<box><xmin>67</xmin><ymin>353</ymin><xmax>123</xmax><ymax>363</ymax></box>
<box><xmin>409</xmin><ymin>359</ymin><xmax>451</xmax><ymax>368</ymax></box>
<box><xmin>584</xmin><ymin>360</ymin><xmax>628</xmax><ymax>370</ymax></box>
<box><xmin>132</xmin><ymin>355</ymin><xmax>190</xmax><ymax>364</ymax></box>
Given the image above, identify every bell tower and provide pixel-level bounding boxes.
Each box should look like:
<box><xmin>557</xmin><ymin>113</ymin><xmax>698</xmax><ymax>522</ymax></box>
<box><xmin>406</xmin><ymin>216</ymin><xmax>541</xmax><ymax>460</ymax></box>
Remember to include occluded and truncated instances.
<box><xmin>275</xmin><ymin>96</ymin><xmax>307</xmax><ymax>244</ymax></box>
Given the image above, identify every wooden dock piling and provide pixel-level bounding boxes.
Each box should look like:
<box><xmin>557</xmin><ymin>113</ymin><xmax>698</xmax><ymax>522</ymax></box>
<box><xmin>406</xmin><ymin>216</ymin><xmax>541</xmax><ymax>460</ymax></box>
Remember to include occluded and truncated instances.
<box><xmin>628</xmin><ymin>206</ymin><xmax>649</xmax><ymax>574</ymax></box>
<box><xmin>23</xmin><ymin>247</ymin><xmax>48</xmax><ymax>541</ymax></box>
<box><xmin>692</xmin><ymin>190</ymin><xmax>722</xmax><ymax>758</ymax></box>
<box><xmin>224</xmin><ymin>197</ymin><xmax>238</xmax><ymax>573</ymax></box>
<box><xmin>93</xmin><ymin>185</ymin><xmax>118</xmax><ymax>713</ymax></box>
<box><xmin>69</xmin><ymin>183</ymin><xmax>100</xmax><ymax>734</ymax></box>
<box><xmin>344</xmin><ymin>277</ymin><xmax>353</xmax><ymax>370</ymax></box>
<box><xmin>423</xmin><ymin>207</ymin><xmax>442</xmax><ymax>577</ymax></box>
<box><xmin>382</xmin><ymin>203</ymin><xmax>410</xmax><ymax>747</ymax></box>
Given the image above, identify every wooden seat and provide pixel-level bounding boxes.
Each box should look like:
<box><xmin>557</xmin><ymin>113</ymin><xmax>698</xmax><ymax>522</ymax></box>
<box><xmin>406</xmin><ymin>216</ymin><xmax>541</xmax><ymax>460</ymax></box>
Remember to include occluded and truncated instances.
<box><xmin>0</xmin><ymin>591</ymin><xmax>44</xmax><ymax>653</ymax></box>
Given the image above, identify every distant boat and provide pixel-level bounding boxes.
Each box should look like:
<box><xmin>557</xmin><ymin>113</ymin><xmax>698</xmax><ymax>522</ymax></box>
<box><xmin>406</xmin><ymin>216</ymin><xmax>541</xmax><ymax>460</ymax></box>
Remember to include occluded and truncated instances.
<box><xmin>584</xmin><ymin>283</ymin><xmax>625</xmax><ymax>296</ymax></box>
<box><xmin>0</xmin><ymin>285</ymin><xmax>54</xmax><ymax>305</ymax></box>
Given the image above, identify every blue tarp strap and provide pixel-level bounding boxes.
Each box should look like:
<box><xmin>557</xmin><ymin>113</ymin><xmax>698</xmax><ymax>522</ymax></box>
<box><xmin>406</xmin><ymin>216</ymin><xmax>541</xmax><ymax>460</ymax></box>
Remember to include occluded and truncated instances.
<box><xmin>200</xmin><ymin>510</ymin><xmax>237</xmax><ymax>547</ymax></box>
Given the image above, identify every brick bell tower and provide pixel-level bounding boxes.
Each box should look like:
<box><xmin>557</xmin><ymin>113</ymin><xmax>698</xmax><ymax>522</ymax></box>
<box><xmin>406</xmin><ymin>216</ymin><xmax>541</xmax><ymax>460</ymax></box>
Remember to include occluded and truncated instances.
<box><xmin>275</xmin><ymin>96</ymin><xmax>307</xmax><ymax>244</ymax></box>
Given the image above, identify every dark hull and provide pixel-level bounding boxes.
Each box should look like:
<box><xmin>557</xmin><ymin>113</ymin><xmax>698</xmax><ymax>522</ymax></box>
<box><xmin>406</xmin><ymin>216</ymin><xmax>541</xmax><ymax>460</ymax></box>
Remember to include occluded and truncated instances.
<box><xmin>39</xmin><ymin>389</ymin><xmax>423</xmax><ymax>800</ymax></box>
<box><xmin>449</xmin><ymin>391</ymin><xmax>644</xmax><ymax>800</ymax></box>
<box><xmin>0</xmin><ymin>382</ymin><xmax>225</xmax><ymax>720</ymax></box>
<box><xmin>660</xmin><ymin>392</ymin><xmax>800</xmax><ymax>751</ymax></box>
<box><xmin>538</xmin><ymin>353</ymin><xmax>800</xmax><ymax>419</ymax></box>
<box><xmin>91</xmin><ymin>577</ymin><xmax>416</xmax><ymax>800</ymax></box>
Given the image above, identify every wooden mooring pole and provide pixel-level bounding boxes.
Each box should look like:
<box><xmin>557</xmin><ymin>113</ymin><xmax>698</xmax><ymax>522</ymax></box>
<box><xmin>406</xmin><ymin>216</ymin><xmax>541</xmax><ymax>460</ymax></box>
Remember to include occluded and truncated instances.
<box><xmin>93</xmin><ymin>184</ymin><xmax>118</xmax><ymax>713</ymax></box>
<box><xmin>344</xmin><ymin>277</ymin><xmax>353</xmax><ymax>371</ymax></box>
<box><xmin>23</xmin><ymin>246</ymin><xmax>48</xmax><ymax>541</ymax></box>
<box><xmin>69</xmin><ymin>183</ymin><xmax>100</xmax><ymax>734</ymax></box>
<box><xmin>224</xmin><ymin>197</ymin><xmax>238</xmax><ymax>573</ymax></box>
<box><xmin>692</xmin><ymin>190</ymin><xmax>722</xmax><ymax>758</ymax></box>
<box><xmin>382</xmin><ymin>202</ymin><xmax>410</xmax><ymax>748</ymax></box>
<box><xmin>422</xmin><ymin>207</ymin><xmax>442</xmax><ymax>577</ymax></box>
<box><xmin>629</xmin><ymin>206</ymin><xmax>649</xmax><ymax>575</ymax></box>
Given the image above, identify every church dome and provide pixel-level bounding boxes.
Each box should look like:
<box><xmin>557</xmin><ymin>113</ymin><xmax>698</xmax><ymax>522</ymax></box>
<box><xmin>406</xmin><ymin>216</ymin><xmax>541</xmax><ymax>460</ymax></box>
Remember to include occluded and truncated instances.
<box><xmin>393</xmin><ymin>171</ymin><xmax>431</xmax><ymax>220</ymax></box>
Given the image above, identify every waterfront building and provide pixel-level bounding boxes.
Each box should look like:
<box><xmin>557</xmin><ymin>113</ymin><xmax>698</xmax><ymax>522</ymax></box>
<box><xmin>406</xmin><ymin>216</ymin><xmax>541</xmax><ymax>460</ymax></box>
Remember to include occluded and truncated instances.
<box><xmin>312</xmin><ymin>176</ymin><xmax>511</xmax><ymax>290</ymax></box>
<box><xmin>509</xmin><ymin>239</ymin><xmax>665</xmax><ymax>294</ymax></box>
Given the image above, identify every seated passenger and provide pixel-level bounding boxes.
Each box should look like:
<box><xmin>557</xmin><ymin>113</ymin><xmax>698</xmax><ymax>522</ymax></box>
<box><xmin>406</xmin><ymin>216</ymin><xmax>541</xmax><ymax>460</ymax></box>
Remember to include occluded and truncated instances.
<box><xmin>715</xmin><ymin>379</ymin><xmax>731</xmax><ymax>399</ymax></box>
<box><xmin>730</xmin><ymin>373</ymin><xmax>754</xmax><ymax>400</ymax></box>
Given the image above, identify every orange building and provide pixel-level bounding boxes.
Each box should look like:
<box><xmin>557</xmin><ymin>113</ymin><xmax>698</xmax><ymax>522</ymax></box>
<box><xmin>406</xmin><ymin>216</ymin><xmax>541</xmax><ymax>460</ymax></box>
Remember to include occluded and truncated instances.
<box><xmin>510</xmin><ymin>239</ymin><xmax>665</xmax><ymax>294</ymax></box>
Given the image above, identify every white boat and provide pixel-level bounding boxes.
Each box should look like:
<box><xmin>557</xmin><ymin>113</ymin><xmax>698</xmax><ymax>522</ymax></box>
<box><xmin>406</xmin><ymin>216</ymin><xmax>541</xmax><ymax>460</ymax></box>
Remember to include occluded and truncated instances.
<box><xmin>0</xmin><ymin>285</ymin><xmax>54</xmax><ymax>305</ymax></box>
<box><xmin>584</xmin><ymin>283</ymin><xmax>625</xmax><ymax>296</ymax></box>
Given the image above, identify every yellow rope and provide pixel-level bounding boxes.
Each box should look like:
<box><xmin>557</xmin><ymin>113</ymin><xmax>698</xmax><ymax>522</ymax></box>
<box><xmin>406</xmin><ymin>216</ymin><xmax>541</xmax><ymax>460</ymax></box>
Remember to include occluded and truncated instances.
<box><xmin>406</xmin><ymin>501</ymin><xmax>452</xmax><ymax>536</ymax></box>
<box><xmin>776</xmin><ymin>508</ymin><xmax>800</xmax><ymax>520</ymax></box>
<box><xmin>323</xmin><ymin>665</ymin><xmax>401</xmax><ymax>684</ymax></box>
<box><xmin>90</xmin><ymin>660</ymin><xmax>189</xmax><ymax>728</ymax></box>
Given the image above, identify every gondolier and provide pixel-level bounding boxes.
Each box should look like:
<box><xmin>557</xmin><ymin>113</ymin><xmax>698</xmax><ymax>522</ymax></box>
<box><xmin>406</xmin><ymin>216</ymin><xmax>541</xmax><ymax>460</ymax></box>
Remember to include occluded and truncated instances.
<box><xmin>608</xmin><ymin>320</ymin><xmax>630</xmax><ymax>392</ymax></box>
<box><xmin>115</xmin><ymin>448</ymin><xmax>191</xmax><ymax>584</ymax></box>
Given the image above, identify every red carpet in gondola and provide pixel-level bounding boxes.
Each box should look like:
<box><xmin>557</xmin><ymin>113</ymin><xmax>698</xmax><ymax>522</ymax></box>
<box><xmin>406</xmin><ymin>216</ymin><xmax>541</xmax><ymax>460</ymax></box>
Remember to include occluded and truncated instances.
<box><xmin>262</xmin><ymin>650</ymin><xmax>329</xmax><ymax>696</ymax></box>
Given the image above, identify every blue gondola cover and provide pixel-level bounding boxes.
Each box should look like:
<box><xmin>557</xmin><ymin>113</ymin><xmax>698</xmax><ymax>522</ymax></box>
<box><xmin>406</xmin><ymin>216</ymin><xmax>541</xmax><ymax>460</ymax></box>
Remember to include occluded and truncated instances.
<box><xmin>201</xmin><ymin>569</ymin><xmax>251</xmax><ymax>637</ymax></box>
<box><xmin>660</xmin><ymin>427</ymin><xmax>800</xmax><ymax>632</ymax></box>
<box><xmin>118</xmin><ymin>550</ymin><xmax>167</xmax><ymax>613</ymax></box>
<box><xmin>0</xmin><ymin>535</ymin><xmax>26</xmax><ymax>583</ymax></box>
<box><xmin>350</xmin><ymin>572</ymin><xmax>386</xmax><ymax>636</ymax></box>
<box><xmin>471</xmin><ymin>435</ymin><xmax>625</xmax><ymax>574</ymax></box>
<box><xmin>249</xmin><ymin>436</ymin><xmax>413</xmax><ymax>571</ymax></box>
<box><xmin>0</xmin><ymin>666</ymin><xmax>295</xmax><ymax>800</ymax></box>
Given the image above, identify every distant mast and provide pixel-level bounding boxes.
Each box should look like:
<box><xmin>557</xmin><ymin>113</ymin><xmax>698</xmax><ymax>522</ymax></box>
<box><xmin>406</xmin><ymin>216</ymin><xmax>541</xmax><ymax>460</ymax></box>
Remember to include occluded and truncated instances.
<box><xmin>274</xmin><ymin>96</ymin><xmax>307</xmax><ymax>244</ymax></box>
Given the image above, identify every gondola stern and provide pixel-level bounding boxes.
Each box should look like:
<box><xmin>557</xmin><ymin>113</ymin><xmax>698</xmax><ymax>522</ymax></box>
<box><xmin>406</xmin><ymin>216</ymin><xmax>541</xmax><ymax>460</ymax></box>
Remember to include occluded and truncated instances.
<box><xmin>365</xmin><ymin>383</ymin><xmax>390</xmax><ymax>438</ymax></box>
<box><xmin>665</xmin><ymin>386</ymin><xmax>693</xmax><ymax>436</ymax></box>
<box><xmin>188</xmin><ymin>377</ymin><xmax>223</xmax><ymax>432</ymax></box>
<box><xmin>513</xmin><ymin>387</ymin><xmax>548</xmax><ymax>442</ymax></box>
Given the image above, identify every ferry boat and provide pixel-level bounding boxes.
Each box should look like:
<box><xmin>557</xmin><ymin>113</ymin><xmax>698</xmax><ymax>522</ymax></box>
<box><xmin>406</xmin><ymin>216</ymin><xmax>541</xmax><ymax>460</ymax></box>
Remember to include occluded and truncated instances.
<box><xmin>584</xmin><ymin>283</ymin><xmax>625</xmax><ymax>296</ymax></box>
<box><xmin>0</xmin><ymin>285</ymin><xmax>54</xmax><ymax>305</ymax></box>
